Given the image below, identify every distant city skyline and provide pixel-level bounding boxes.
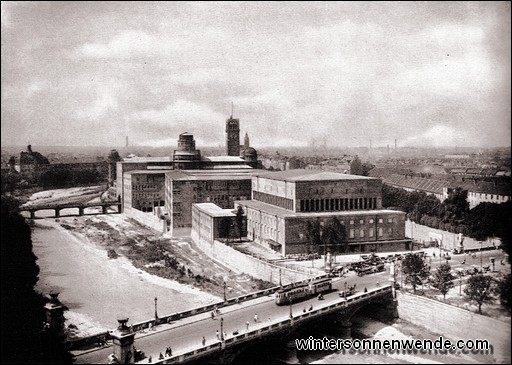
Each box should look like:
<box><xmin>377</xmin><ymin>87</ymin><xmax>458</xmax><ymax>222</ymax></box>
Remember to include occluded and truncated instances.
<box><xmin>1</xmin><ymin>2</ymin><xmax>511</xmax><ymax>149</ymax></box>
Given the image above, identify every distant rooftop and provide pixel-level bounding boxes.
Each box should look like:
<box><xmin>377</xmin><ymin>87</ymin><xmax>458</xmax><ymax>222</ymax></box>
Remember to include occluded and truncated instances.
<box><xmin>254</xmin><ymin>169</ymin><xmax>376</xmax><ymax>182</ymax></box>
<box><xmin>202</xmin><ymin>156</ymin><xmax>247</xmax><ymax>162</ymax></box>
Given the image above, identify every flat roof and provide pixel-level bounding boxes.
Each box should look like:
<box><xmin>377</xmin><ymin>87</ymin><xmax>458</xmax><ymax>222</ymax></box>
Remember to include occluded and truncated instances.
<box><xmin>124</xmin><ymin>169</ymin><xmax>169</xmax><ymax>175</ymax></box>
<box><xmin>121</xmin><ymin>156</ymin><xmax>173</xmax><ymax>163</ymax></box>
<box><xmin>235</xmin><ymin>199</ymin><xmax>405</xmax><ymax>219</ymax></box>
<box><xmin>254</xmin><ymin>169</ymin><xmax>377</xmax><ymax>182</ymax></box>
<box><xmin>193</xmin><ymin>203</ymin><xmax>236</xmax><ymax>217</ymax></box>
<box><xmin>202</xmin><ymin>156</ymin><xmax>246</xmax><ymax>162</ymax></box>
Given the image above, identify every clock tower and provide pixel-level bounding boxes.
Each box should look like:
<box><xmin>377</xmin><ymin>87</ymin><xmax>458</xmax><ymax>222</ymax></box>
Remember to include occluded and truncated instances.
<box><xmin>226</xmin><ymin>109</ymin><xmax>240</xmax><ymax>156</ymax></box>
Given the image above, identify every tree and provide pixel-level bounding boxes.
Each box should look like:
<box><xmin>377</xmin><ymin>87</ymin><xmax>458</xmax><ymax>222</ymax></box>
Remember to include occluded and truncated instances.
<box><xmin>1</xmin><ymin>195</ymin><xmax>73</xmax><ymax>363</ymax></box>
<box><xmin>496</xmin><ymin>273</ymin><xmax>511</xmax><ymax>313</ymax></box>
<box><xmin>463</xmin><ymin>274</ymin><xmax>495</xmax><ymax>315</ymax></box>
<box><xmin>401</xmin><ymin>253</ymin><xmax>430</xmax><ymax>293</ymax></box>
<box><xmin>218</xmin><ymin>217</ymin><xmax>232</xmax><ymax>240</ymax></box>
<box><xmin>430</xmin><ymin>263</ymin><xmax>455</xmax><ymax>299</ymax></box>
<box><xmin>235</xmin><ymin>206</ymin><xmax>245</xmax><ymax>242</ymax></box>
<box><xmin>305</xmin><ymin>219</ymin><xmax>321</xmax><ymax>255</ymax></box>
<box><xmin>321</xmin><ymin>217</ymin><xmax>347</xmax><ymax>254</ymax></box>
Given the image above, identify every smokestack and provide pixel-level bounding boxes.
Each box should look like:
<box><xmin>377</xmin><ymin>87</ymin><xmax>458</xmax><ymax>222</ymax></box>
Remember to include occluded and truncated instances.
<box><xmin>394</xmin><ymin>139</ymin><xmax>397</xmax><ymax>152</ymax></box>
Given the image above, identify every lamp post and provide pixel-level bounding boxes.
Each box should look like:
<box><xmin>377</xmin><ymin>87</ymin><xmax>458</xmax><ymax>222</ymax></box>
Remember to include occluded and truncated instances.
<box><xmin>220</xmin><ymin>317</ymin><xmax>224</xmax><ymax>341</ymax></box>
<box><xmin>458</xmin><ymin>271</ymin><xmax>463</xmax><ymax>296</ymax></box>
<box><xmin>223</xmin><ymin>281</ymin><xmax>227</xmax><ymax>302</ymax></box>
<box><xmin>154</xmin><ymin>297</ymin><xmax>158</xmax><ymax>319</ymax></box>
<box><xmin>344</xmin><ymin>281</ymin><xmax>347</xmax><ymax>306</ymax></box>
<box><xmin>289</xmin><ymin>298</ymin><xmax>293</xmax><ymax>319</ymax></box>
<box><xmin>480</xmin><ymin>242</ymin><xmax>483</xmax><ymax>271</ymax></box>
<box><xmin>279</xmin><ymin>268</ymin><xmax>282</xmax><ymax>287</ymax></box>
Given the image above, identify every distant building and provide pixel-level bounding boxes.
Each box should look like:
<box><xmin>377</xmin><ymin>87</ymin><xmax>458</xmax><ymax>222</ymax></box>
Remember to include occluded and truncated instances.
<box><xmin>19</xmin><ymin>145</ymin><xmax>50</xmax><ymax>180</ymax></box>
<box><xmin>115</xmin><ymin>113</ymin><xmax>261</xmax><ymax>235</ymax></box>
<box><xmin>226</xmin><ymin>115</ymin><xmax>240</xmax><ymax>156</ymax></box>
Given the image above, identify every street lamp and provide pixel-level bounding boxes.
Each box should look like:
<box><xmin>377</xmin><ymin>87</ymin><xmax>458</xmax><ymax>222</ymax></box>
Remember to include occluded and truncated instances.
<box><xmin>220</xmin><ymin>317</ymin><xmax>224</xmax><ymax>341</ymax></box>
<box><xmin>458</xmin><ymin>270</ymin><xmax>463</xmax><ymax>296</ymax></box>
<box><xmin>223</xmin><ymin>281</ymin><xmax>227</xmax><ymax>302</ymax></box>
<box><xmin>289</xmin><ymin>298</ymin><xmax>293</xmax><ymax>319</ymax></box>
<box><xmin>154</xmin><ymin>297</ymin><xmax>158</xmax><ymax>319</ymax></box>
<box><xmin>279</xmin><ymin>268</ymin><xmax>282</xmax><ymax>287</ymax></box>
<box><xmin>480</xmin><ymin>242</ymin><xmax>483</xmax><ymax>271</ymax></box>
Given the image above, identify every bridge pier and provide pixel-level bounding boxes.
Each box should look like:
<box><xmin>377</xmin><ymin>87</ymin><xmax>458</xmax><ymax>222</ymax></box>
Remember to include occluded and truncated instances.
<box><xmin>54</xmin><ymin>209</ymin><xmax>60</xmax><ymax>218</ymax></box>
<box><xmin>30</xmin><ymin>210</ymin><xmax>35</xmax><ymax>219</ymax></box>
<box><xmin>102</xmin><ymin>206</ymin><xmax>107</xmax><ymax>214</ymax></box>
<box><xmin>110</xmin><ymin>318</ymin><xmax>135</xmax><ymax>364</ymax></box>
<box><xmin>338</xmin><ymin>319</ymin><xmax>352</xmax><ymax>339</ymax></box>
<box><xmin>78</xmin><ymin>207</ymin><xmax>84</xmax><ymax>216</ymax></box>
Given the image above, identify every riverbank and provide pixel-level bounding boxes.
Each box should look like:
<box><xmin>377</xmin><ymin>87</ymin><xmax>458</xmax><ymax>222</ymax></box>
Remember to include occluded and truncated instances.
<box><xmin>32</xmin><ymin>218</ymin><xmax>220</xmax><ymax>338</ymax></box>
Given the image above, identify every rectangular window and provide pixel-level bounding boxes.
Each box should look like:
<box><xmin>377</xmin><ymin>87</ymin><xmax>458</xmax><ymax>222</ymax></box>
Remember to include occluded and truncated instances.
<box><xmin>359</xmin><ymin>219</ymin><xmax>364</xmax><ymax>224</ymax></box>
<box><xmin>350</xmin><ymin>220</ymin><xmax>354</xmax><ymax>225</ymax></box>
<box><xmin>369</xmin><ymin>228</ymin><xmax>374</xmax><ymax>237</ymax></box>
<box><xmin>378</xmin><ymin>228</ymin><xmax>383</xmax><ymax>237</ymax></box>
<box><xmin>359</xmin><ymin>229</ymin><xmax>364</xmax><ymax>238</ymax></box>
<box><xmin>378</xmin><ymin>218</ymin><xmax>383</xmax><ymax>224</ymax></box>
<box><xmin>388</xmin><ymin>218</ymin><xmax>393</xmax><ymax>223</ymax></box>
<box><xmin>369</xmin><ymin>219</ymin><xmax>374</xmax><ymax>224</ymax></box>
<box><xmin>349</xmin><ymin>229</ymin><xmax>354</xmax><ymax>238</ymax></box>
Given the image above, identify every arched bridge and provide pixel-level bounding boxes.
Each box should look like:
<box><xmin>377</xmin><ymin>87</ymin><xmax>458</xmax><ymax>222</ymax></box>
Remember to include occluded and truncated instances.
<box><xmin>20</xmin><ymin>201</ymin><xmax>121</xmax><ymax>219</ymax></box>
<box><xmin>73</xmin><ymin>283</ymin><xmax>396</xmax><ymax>364</ymax></box>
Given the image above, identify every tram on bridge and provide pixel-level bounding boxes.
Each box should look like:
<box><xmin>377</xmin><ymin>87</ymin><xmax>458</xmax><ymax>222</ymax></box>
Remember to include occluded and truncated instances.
<box><xmin>275</xmin><ymin>277</ymin><xmax>332</xmax><ymax>305</ymax></box>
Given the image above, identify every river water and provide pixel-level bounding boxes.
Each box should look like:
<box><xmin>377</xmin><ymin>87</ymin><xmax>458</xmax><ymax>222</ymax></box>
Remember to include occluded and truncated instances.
<box><xmin>32</xmin><ymin>218</ymin><xmax>218</xmax><ymax>337</ymax></box>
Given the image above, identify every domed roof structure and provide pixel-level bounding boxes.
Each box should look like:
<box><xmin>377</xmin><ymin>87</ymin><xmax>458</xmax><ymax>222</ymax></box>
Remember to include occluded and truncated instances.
<box><xmin>243</xmin><ymin>147</ymin><xmax>257</xmax><ymax>156</ymax></box>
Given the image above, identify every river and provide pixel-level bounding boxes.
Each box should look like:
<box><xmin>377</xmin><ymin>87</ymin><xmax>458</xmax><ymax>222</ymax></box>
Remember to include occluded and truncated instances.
<box><xmin>32</xmin><ymin>218</ymin><xmax>219</xmax><ymax>337</ymax></box>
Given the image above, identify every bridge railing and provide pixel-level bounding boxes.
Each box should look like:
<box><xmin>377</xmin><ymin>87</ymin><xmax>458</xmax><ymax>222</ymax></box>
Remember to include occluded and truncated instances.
<box><xmin>72</xmin><ymin>275</ymin><xmax>329</xmax><ymax>350</ymax></box>
<box><xmin>146</xmin><ymin>285</ymin><xmax>392</xmax><ymax>364</ymax></box>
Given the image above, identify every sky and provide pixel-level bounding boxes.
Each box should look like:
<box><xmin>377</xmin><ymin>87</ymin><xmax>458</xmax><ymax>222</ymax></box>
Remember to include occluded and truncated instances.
<box><xmin>1</xmin><ymin>1</ymin><xmax>511</xmax><ymax>149</ymax></box>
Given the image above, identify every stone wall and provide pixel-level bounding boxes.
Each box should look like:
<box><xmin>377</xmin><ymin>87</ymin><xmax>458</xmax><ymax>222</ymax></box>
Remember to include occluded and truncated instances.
<box><xmin>405</xmin><ymin>220</ymin><xmax>500</xmax><ymax>251</ymax></box>
<box><xmin>397</xmin><ymin>291</ymin><xmax>511</xmax><ymax>363</ymax></box>
<box><xmin>124</xmin><ymin>206</ymin><xmax>166</xmax><ymax>233</ymax></box>
<box><xmin>191</xmin><ymin>230</ymin><xmax>319</xmax><ymax>285</ymax></box>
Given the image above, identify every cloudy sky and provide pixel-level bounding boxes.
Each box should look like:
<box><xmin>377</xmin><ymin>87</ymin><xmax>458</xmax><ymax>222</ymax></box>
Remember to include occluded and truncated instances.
<box><xmin>1</xmin><ymin>1</ymin><xmax>510</xmax><ymax>149</ymax></box>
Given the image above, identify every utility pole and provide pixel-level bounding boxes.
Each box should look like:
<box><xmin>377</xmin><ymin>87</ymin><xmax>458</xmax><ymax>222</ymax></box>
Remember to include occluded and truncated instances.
<box><xmin>154</xmin><ymin>297</ymin><xmax>158</xmax><ymax>319</ymax></box>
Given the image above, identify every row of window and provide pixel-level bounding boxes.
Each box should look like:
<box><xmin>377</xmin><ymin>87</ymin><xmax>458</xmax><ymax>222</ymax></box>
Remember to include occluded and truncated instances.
<box><xmin>133</xmin><ymin>193</ymin><xmax>162</xmax><ymax>199</ymax></box>
<box><xmin>348</xmin><ymin>227</ymin><xmax>392</xmax><ymax>238</ymax></box>
<box><xmin>299</xmin><ymin>197</ymin><xmax>377</xmax><ymax>212</ymax></box>
<box><xmin>253</xmin><ymin>191</ymin><xmax>293</xmax><ymax>210</ymax></box>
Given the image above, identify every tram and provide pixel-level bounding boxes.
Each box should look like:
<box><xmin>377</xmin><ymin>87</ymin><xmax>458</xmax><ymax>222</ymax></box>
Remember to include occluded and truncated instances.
<box><xmin>275</xmin><ymin>277</ymin><xmax>332</xmax><ymax>305</ymax></box>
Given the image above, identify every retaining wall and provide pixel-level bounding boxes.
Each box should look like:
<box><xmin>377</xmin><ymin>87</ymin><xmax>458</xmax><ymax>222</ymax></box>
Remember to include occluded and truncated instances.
<box><xmin>191</xmin><ymin>230</ymin><xmax>318</xmax><ymax>285</ymax></box>
<box><xmin>397</xmin><ymin>291</ymin><xmax>511</xmax><ymax>363</ymax></box>
<box><xmin>405</xmin><ymin>220</ymin><xmax>499</xmax><ymax>251</ymax></box>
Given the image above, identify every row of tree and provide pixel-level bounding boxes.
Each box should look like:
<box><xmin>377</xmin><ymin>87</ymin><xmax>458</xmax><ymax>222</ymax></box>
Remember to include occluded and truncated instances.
<box><xmin>382</xmin><ymin>184</ymin><xmax>512</xmax><ymax>243</ymax></box>
<box><xmin>401</xmin><ymin>253</ymin><xmax>510</xmax><ymax>315</ymax></box>
<box><xmin>1</xmin><ymin>195</ymin><xmax>73</xmax><ymax>363</ymax></box>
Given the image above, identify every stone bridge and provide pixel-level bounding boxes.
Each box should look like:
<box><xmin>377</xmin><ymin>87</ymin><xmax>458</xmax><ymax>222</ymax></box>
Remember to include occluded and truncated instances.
<box><xmin>21</xmin><ymin>201</ymin><xmax>121</xmax><ymax>219</ymax></box>
<box><xmin>73</xmin><ymin>284</ymin><xmax>396</xmax><ymax>364</ymax></box>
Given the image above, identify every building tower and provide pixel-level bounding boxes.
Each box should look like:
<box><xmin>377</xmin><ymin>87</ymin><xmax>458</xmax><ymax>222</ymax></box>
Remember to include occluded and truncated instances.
<box><xmin>173</xmin><ymin>132</ymin><xmax>202</xmax><ymax>169</ymax></box>
<box><xmin>244</xmin><ymin>133</ymin><xmax>250</xmax><ymax>151</ymax></box>
<box><xmin>226</xmin><ymin>104</ymin><xmax>240</xmax><ymax>156</ymax></box>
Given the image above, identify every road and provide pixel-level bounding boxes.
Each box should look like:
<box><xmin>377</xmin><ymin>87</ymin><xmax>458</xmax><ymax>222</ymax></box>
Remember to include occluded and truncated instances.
<box><xmin>74</xmin><ymin>272</ymin><xmax>390</xmax><ymax>364</ymax></box>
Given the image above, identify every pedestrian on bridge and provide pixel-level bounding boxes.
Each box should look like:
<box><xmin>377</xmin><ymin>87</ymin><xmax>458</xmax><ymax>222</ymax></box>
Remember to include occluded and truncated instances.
<box><xmin>254</xmin><ymin>314</ymin><xmax>258</xmax><ymax>322</ymax></box>
<box><xmin>216</xmin><ymin>330</ymin><xmax>220</xmax><ymax>340</ymax></box>
<box><xmin>246</xmin><ymin>321</ymin><xmax>249</xmax><ymax>330</ymax></box>
<box><xmin>202</xmin><ymin>336</ymin><xmax>206</xmax><ymax>346</ymax></box>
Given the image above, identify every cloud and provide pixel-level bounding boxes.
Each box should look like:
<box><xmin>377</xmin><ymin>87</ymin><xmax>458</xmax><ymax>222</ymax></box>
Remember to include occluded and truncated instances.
<box><xmin>402</xmin><ymin>125</ymin><xmax>473</xmax><ymax>148</ymax></box>
<box><xmin>76</xmin><ymin>90</ymin><xmax>119</xmax><ymax>120</ymax></box>
<box><xmin>129</xmin><ymin>99</ymin><xmax>224</xmax><ymax>125</ymax></box>
<box><xmin>76</xmin><ymin>30</ymin><xmax>177</xmax><ymax>58</ymax></box>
